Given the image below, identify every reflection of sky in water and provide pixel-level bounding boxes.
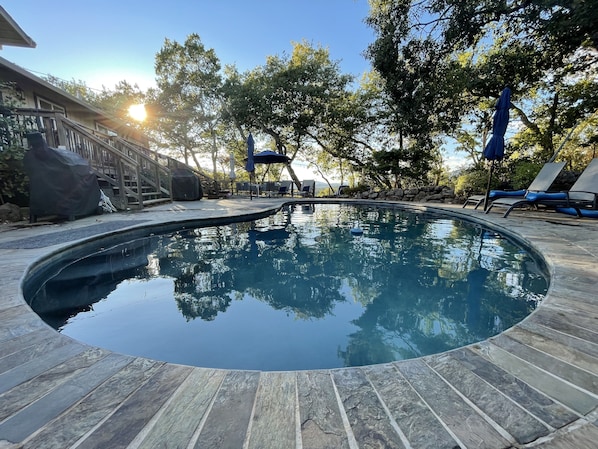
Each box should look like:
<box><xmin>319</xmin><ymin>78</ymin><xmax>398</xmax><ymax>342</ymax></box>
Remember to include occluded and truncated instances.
<box><xmin>64</xmin><ymin>278</ymin><xmax>366</xmax><ymax>370</ymax></box>
<box><xmin>28</xmin><ymin>204</ymin><xmax>549</xmax><ymax>370</ymax></box>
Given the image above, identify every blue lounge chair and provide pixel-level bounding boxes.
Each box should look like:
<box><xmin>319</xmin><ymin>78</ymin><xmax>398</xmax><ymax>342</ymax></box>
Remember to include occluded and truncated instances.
<box><xmin>486</xmin><ymin>159</ymin><xmax>598</xmax><ymax>217</ymax></box>
<box><xmin>276</xmin><ymin>181</ymin><xmax>292</xmax><ymax>196</ymax></box>
<box><xmin>463</xmin><ymin>162</ymin><xmax>565</xmax><ymax>209</ymax></box>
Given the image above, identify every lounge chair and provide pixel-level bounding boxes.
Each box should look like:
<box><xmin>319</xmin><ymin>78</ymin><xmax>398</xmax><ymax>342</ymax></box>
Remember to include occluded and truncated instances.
<box><xmin>463</xmin><ymin>162</ymin><xmax>566</xmax><ymax>209</ymax></box>
<box><xmin>486</xmin><ymin>158</ymin><xmax>598</xmax><ymax>217</ymax></box>
<box><xmin>276</xmin><ymin>181</ymin><xmax>293</xmax><ymax>196</ymax></box>
<box><xmin>300</xmin><ymin>180</ymin><xmax>316</xmax><ymax>197</ymax></box>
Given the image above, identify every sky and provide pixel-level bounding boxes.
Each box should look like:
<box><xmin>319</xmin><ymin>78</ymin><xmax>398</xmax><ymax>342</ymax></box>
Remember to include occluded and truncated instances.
<box><xmin>2</xmin><ymin>0</ymin><xmax>375</xmax><ymax>91</ymax></box>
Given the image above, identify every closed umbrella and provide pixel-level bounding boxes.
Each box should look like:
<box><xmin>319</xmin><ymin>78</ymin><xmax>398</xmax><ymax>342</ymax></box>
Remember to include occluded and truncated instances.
<box><xmin>483</xmin><ymin>87</ymin><xmax>511</xmax><ymax>210</ymax></box>
<box><xmin>246</xmin><ymin>133</ymin><xmax>255</xmax><ymax>199</ymax></box>
<box><xmin>229</xmin><ymin>151</ymin><xmax>236</xmax><ymax>193</ymax></box>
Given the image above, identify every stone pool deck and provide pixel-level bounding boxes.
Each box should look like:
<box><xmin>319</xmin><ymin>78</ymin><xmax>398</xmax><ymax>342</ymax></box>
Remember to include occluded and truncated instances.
<box><xmin>1</xmin><ymin>198</ymin><xmax>597</xmax><ymax>449</ymax></box>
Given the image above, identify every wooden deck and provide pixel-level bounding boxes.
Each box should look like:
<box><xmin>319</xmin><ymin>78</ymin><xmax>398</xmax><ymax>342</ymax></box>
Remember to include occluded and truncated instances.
<box><xmin>1</xmin><ymin>199</ymin><xmax>598</xmax><ymax>449</ymax></box>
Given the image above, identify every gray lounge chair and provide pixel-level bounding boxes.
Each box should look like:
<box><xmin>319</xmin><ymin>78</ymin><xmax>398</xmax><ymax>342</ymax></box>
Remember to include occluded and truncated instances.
<box><xmin>486</xmin><ymin>159</ymin><xmax>598</xmax><ymax>217</ymax></box>
<box><xmin>463</xmin><ymin>162</ymin><xmax>566</xmax><ymax>209</ymax></box>
<box><xmin>300</xmin><ymin>180</ymin><xmax>316</xmax><ymax>197</ymax></box>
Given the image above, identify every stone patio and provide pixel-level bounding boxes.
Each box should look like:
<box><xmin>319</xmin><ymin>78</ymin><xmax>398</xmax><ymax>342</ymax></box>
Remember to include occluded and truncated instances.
<box><xmin>1</xmin><ymin>198</ymin><xmax>597</xmax><ymax>449</ymax></box>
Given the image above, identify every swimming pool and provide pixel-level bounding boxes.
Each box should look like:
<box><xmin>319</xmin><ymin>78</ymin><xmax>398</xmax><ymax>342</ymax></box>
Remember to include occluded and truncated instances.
<box><xmin>26</xmin><ymin>203</ymin><xmax>548</xmax><ymax>370</ymax></box>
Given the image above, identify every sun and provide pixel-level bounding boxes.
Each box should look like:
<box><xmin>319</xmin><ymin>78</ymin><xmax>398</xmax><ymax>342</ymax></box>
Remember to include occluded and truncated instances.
<box><xmin>128</xmin><ymin>103</ymin><xmax>147</xmax><ymax>122</ymax></box>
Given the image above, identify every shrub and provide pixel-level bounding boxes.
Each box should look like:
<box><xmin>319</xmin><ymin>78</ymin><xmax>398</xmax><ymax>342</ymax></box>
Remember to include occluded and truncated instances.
<box><xmin>342</xmin><ymin>184</ymin><xmax>369</xmax><ymax>196</ymax></box>
<box><xmin>508</xmin><ymin>160</ymin><xmax>542</xmax><ymax>190</ymax></box>
<box><xmin>0</xmin><ymin>84</ymin><xmax>28</xmax><ymax>205</ymax></box>
<box><xmin>453</xmin><ymin>169</ymin><xmax>490</xmax><ymax>198</ymax></box>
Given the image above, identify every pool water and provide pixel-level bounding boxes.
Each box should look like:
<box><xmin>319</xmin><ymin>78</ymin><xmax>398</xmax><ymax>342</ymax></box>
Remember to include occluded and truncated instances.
<box><xmin>27</xmin><ymin>204</ymin><xmax>548</xmax><ymax>370</ymax></box>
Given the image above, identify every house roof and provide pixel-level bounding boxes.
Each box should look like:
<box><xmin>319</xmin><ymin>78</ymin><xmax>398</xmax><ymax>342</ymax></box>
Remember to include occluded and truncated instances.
<box><xmin>0</xmin><ymin>56</ymin><xmax>148</xmax><ymax>145</ymax></box>
<box><xmin>0</xmin><ymin>6</ymin><xmax>36</xmax><ymax>49</ymax></box>
<box><xmin>0</xmin><ymin>55</ymin><xmax>108</xmax><ymax>114</ymax></box>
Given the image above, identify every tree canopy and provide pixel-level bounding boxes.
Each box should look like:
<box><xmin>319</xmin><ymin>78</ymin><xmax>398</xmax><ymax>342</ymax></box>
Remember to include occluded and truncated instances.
<box><xmin>367</xmin><ymin>0</ymin><xmax>598</xmax><ymax>171</ymax></box>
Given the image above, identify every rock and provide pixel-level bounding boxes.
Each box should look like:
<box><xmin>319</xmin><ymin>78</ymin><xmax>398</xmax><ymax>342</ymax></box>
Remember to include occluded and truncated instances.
<box><xmin>425</xmin><ymin>193</ymin><xmax>444</xmax><ymax>201</ymax></box>
<box><xmin>344</xmin><ymin>185</ymin><xmax>456</xmax><ymax>203</ymax></box>
<box><xmin>0</xmin><ymin>203</ymin><xmax>22</xmax><ymax>222</ymax></box>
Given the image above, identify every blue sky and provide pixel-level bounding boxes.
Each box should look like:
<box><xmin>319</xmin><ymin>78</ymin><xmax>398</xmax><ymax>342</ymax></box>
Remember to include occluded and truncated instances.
<box><xmin>2</xmin><ymin>0</ymin><xmax>375</xmax><ymax>91</ymax></box>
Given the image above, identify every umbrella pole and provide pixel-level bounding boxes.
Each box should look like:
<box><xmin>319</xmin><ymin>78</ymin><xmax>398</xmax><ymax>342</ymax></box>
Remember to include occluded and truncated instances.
<box><xmin>250</xmin><ymin>172</ymin><xmax>253</xmax><ymax>201</ymax></box>
<box><xmin>484</xmin><ymin>160</ymin><xmax>495</xmax><ymax>211</ymax></box>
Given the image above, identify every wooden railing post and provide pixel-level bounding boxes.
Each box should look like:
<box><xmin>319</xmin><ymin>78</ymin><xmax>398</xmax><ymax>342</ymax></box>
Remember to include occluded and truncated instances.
<box><xmin>55</xmin><ymin>114</ymin><xmax>68</xmax><ymax>148</ymax></box>
<box><xmin>135</xmin><ymin>165</ymin><xmax>144</xmax><ymax>208</ymax></box>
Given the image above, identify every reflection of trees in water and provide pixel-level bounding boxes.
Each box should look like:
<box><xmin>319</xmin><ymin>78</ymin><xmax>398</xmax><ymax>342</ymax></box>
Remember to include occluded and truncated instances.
<box><xmin>31</xmin><ymin>204</ymin><xmax>547</xmax><ymax>365</ymax></box>
<box><xmin>145</xmin><ymin>205</ymin><xmax>546</xmax><ymax>365</ymax></box>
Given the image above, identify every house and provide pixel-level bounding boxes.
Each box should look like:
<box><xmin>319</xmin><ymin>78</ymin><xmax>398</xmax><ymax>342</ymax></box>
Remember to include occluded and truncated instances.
<box><xmin>0</xmin><ymin>6</ymin><xmax>200</xmax><ymax>212</ymax></box>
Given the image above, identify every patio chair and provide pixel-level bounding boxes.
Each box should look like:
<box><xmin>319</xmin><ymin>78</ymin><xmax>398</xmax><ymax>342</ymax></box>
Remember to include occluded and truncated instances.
<box><xmin>463</xmin><ymin>162</ymin><xmax>566</xmax><ymax>209</ymax></box>
<box><xmin>486</xmin><ymin>158</ymin><xmax>598</xmax><ymax>217</ymax></box>
<box><xmin>300</xmin><ymin>180</ymin><xmax>316</xmax><ymax>197</ymax></box>
<box><xmin>276</xmin><ymin>180</ymin><xmax>293</xmax><ymax>196</ymax></box>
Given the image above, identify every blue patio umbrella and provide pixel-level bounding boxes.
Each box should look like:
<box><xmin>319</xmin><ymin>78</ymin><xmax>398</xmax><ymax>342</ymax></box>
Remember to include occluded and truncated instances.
<box><xmin>253</xmin><ymin>150</ymin><xmax>290</xmax><ymax>164</ymax></box>
<box><xmin>246</xmin><ymin>133</ymin><xmax>255</xmax><ymax>199</ymax></box>
<box><xmin>483</xmin><ymin>87</ymin><xmax>511</xmax><ymax>210</ymax></box>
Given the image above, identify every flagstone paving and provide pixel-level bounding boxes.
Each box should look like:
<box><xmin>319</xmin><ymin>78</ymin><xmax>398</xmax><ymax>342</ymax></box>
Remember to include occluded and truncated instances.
<box><xmin>1</xmin><ymin>198</ymin><xmax>597</xmax><ymax>449</ymax></box>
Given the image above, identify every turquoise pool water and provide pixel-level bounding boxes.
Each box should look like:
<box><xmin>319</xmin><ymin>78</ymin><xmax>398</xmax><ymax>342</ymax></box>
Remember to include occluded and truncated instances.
<box><xmin>28</xmin><ymin>204</ymin><xmax>548</xmax><ymax>370</ymax></box>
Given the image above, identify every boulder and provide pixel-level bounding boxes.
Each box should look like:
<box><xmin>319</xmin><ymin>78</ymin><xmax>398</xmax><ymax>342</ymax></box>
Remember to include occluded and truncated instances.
<box><xmin>0</xmin><ymin>203</ymin><xmax>22</xmax><ymax>222</ymax></box>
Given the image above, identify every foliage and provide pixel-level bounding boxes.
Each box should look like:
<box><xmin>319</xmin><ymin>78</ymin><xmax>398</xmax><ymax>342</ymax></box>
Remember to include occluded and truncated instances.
<box><xmin>507</xmin><ymin>159</ymin><xmax>543</xmax><ymax>191</ymax></box>
<box><xmin>372</xmin><ymin>141</ymin><xmax>436</xmax><ymax>187</ymax></box>
<box><xmin>221</xmin><ymin>41</ymin><xmax>359</xmax><ymax>186</ymax></box>
<box><xmin>42</xmin><ymin>75</ymin><xmax>98</xmax><ymax>103</ymax></box>
<box><xmin>95</xmin><ymin>81</ymin><xmax>147</xmax><ymax>127</ymax></box>
<box><xmin>366</xmin><ymin>0</ymin><xmax>598</xmax><ymax>170</ymax></box>
<box><xmin>32</xmin><ymin>2</ymin><xmax>596</xmax><ymax>188</ymax></box>
<box><xmin>342</xmin><ymin>184</ymin><xmax>370</xmax><ymax>196</ymax></box>
<box><xmin>453</xmin><ymin>168</ymin><xmax>485</xmax><ymax>198</ymax></box>
<box><xmin>453</xmin><ymin>156</ymin><xmax>545</xmax><ymax>198</ymax></box>
<box><xmin>150</xmin><ymin>34</ymin><xmax>224</xmax><ymax>177</ymax></box>
<box><xmin>0</xmin><ymin>83</ymin><xmax>28</xmax><ymax>204</ymax></box>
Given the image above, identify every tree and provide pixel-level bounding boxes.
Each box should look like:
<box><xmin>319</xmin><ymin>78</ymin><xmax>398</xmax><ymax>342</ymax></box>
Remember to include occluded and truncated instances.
<box><xmin>42</xmin><ymin>75</ymin><xmax>98</xmax><ymax>103</ymax></box>
<box><xmin>222</xmin><ymin>41</ymin><xmax>356</xmax><ymax>187</ymax></box>
<box><xmin>366</xmin><ymin>0</ymin><xmax>598</xmax><ymax>170</ymax></box>
<box><xmin>151</xmin><ymin>34</ymin><xmax>224</xmax><ymax>179</ymax></box>
<box><xmin>94</xmin><ymin>81</ymin><xmax>147</xmax><ymax>128</ymax></box>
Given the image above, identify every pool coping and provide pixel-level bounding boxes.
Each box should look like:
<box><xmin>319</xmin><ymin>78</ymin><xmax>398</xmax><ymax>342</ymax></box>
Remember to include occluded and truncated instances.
<box><xmin>1</xmin><ymin>198</ymin><xmax>598</xmax><ymax>448</ymax></box>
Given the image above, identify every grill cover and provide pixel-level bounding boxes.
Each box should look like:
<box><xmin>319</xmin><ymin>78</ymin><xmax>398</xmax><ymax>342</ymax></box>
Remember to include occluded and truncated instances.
<box><xmin>172</xmin><ymin>168</ymin><xmax>202</xmax><ymax>200</ymax></box>
<box><xmin>23</xmin><ymin>132</ymin><xmax>100</xmax><ymax>220</ymax></box>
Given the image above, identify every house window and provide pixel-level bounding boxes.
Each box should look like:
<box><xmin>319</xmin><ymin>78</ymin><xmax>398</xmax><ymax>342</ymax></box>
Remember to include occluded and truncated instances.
<box><xmin>37</xmin><ymin>97</ymin><xmax>65</xmax><ymax>115</ymax></box>
<box><xmin>96</xmin><ymin>123</ymin><xmax>118</xmax><ymax>137</ymax></box>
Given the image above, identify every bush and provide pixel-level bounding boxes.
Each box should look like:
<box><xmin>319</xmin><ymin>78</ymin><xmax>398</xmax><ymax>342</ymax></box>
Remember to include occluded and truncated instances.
<box><xmin>342</xmin><ymin>184</ymin><xmax>369</xmax><ymax>196</ymax></box>
<box><xmin>0</xmin><ymin>117</ymin><xmax>28</xmax><ymax>204</ymax></box>
<box><xmin>508</xmin><ymin>160</ymin><xmax>542</xmax><ymax>190</ymax></box>
<box><xmin>0</xmin><ymin>82</ymin><xmax>30</xmax><ymax>205</ymax></box>
<box><xmin>454</xmin><ymin>169</ymin><xmax>490</xmax><ymax>198</ymax></box>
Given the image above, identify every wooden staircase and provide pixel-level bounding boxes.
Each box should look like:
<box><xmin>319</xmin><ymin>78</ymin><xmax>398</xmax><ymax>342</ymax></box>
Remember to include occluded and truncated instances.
<box><xmin>13</xmin><ymin>109</ymin><xmax>215</xmax><ymax>210</ymax></box>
